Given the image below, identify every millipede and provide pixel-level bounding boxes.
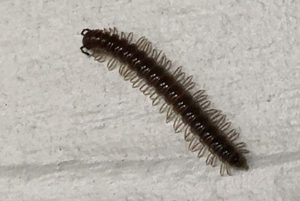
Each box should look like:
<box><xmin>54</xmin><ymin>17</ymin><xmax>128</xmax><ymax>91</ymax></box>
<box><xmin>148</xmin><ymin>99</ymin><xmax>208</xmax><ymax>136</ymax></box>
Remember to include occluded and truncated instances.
<box><xmin>80</xmin><ymin>27</ymin><xmax>249</xmax><ymax>175</ymax></box>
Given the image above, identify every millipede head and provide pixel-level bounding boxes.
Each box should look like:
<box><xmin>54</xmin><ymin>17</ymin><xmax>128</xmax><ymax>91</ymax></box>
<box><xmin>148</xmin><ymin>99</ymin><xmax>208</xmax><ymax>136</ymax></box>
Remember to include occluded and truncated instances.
<box><xmin>81</xmin><ymin>28</ymin><xmax>108</xmax><ymax>56</ymax></box>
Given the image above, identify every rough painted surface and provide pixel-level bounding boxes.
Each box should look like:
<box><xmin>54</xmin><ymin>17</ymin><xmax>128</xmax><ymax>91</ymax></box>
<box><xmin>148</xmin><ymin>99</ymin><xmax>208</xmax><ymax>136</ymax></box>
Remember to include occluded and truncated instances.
<box><xmin>0</xmin><ymin>0</ymin><xmax>299</xmax><ymax>200</ymax></box>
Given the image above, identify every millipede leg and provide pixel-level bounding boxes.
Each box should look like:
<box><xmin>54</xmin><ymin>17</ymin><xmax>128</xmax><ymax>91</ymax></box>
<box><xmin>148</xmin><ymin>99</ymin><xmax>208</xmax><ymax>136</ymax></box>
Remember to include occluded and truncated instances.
<box><xmin>132</xmin><ymin>78</ymin><xmax>142</xmax><ymax>88</ymax></box>
<box><xmin>159</xmin><ymin>103</ymin><xmax>168</xmax><ymax>113</ymax></box>
<box><xmin>154</xmin><ymin>50</ymin><xmax>163</xmax><ymax>62</ymax></box>
<box><xmin>220</xmin><ymin>163</ymin><xmax>225</xmax><ymax>176</ymax></box>
<box><xmin>173</xmin><ymin>117</ymin><xmax>185</xmax><ymax>133</ymax></box>
<box><xmin>184</xmin><ymin>127</ymin><xmax>194</xmax><ymax>142</ymax></box>
<box><xmin>220</xmin><ymin>121</ymin><xmax>231</xmax><ymax>132</ymax></box>
<box><xmin>197</xmin><ymin>146</ymin><xmax>206</xmax><ymax>158</ymax></box>
<box><xmin>150</xmin><ymin>91</ymin><xmax>161</xmax><ymax>106</ymax></box>
<box><xmin>123</xmin><ymin>69</ymin><xmax>135</xmax><ymax>81</ymax></box>
<box><xmin>240</xmin><ymin>149</ymin><xmax>250</xmax><ymax>154</ymax></box>
<box><xmin>226</xmin><ymin>164</ymin><xmax>231</xmax><ymax>176</ymax></box>
<box><xmin>173</xmin><ymin>66</ymin><xmax>186</xmax><ymax>82</ymax></box>
<box><xmin>227</xmin><ymin>129</ymin><xmax>239</xmax><ymax>141</ymax></box>
<box><xmin>107</xmin><ymin>58</ymin><xmax>118</xmax><ymax>70</ymax></box>
<box><xmin>206</xmin><ymin>153</ymin><xmax>213</xmax><ymax>165</ymax></box>
<box><xmin>235</xmin><ymin>142</ymin><xmax>247</xmax><ymax>149</ymax></box>
<box><xmin>119</xmin><ymin>63</ymin><xmax>127</xmax><ymax>76</ymax></box>
<box><xmin>113</xmin><ymin>27</ymin><xmax>118</xmax><ymax>35</ymax></box>
<box><xmin>127</xmin><ymin>32</ymin><xmax>133</xmax><ymax>42</ymax></box>
<box><xmin>193</xmin><ymin>90</ymin><xmax>205</xmax><ymax>98</ymax></box>
<box><xmin>136</xmin><ymin>36</ymin><xmax>146</xmax><ymax>47</ymax></box>
<box><xmin>164</xmin><ymin>60</ymin><xmax>172</xmax><ymax>71</ymax></box>
<box><xmin>151</xmin><ymin>49</ymin><xmax>158</xmax><ymax>60</ymax></box>
<box><xmin>140</xmin><ymin>85</ymin><xmax>149</xmax><ymax>94</ymax></box>
<box><xmin>188</xmin><ymin>138</ymin><xmax>202</xmax><ymax>152</ymax></box>
<box><xmin>95</xmin><ymin>54</ymin><xmax>107</xmax><ymax>63</ymax></box>
<box><xmin>141</xmin><ymin>86</ymin><xmax>153</xmax><ymax>96</ymax></box>
<box><xmin>158</xmin><ymin>54</ymin><xmax>167</xmax><ymax>66</ymax></box>
<box><xmin>143</xmin><ymin>42</ymin><xmax>152</xmax><ymax>54</ymax></box>
<box><xmin>211</xmin><ymin>155</ymin><xmax>217</xmax><ymax>167</ymax></box>
<box><xmin>199</xmin><ymin>100</ymin><xmax>211</xmax><ymax>109</ymax></box>
<box><xmin>121</xmin><ymin>32</ymin><xmax>126</xmax><ymax>39</ymax></box>
<box><xmin>183</xmin><ymin>76</ymin><xmax>195</xmax><ymax>91</ymax></box>
<box><xmin>166</xmin><ymin>107</ymin><xmax>176</xmax><ymax>123</ymax></box>
<box><xmin>152</xmin><ymin>96</ymin><xmax>161</xmax><ymax>106</ymax></box>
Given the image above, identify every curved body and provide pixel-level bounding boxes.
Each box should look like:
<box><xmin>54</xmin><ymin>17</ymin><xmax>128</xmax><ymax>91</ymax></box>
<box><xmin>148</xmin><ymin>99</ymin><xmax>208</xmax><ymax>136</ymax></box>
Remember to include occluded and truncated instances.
<box><xmin>80</xmin><ymin>28</ymin><xmax>249</xmax><ymax>175</ymax></box>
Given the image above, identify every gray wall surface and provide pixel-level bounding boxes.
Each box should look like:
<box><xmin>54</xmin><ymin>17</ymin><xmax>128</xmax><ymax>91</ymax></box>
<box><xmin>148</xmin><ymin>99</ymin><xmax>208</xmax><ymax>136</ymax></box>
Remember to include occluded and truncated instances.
<box><xmin>0</xmin><ymin>0</ymin><xmax>299</xmax><ymax>200</ymax></box>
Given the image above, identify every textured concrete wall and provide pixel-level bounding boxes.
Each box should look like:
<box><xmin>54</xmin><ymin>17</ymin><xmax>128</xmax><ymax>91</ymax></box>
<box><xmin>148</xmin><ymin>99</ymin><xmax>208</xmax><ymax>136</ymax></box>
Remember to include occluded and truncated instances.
<box><xmin>0</xmin><ymin>0</ymin><xmax>299</xmax><ymax>200</ymax></box>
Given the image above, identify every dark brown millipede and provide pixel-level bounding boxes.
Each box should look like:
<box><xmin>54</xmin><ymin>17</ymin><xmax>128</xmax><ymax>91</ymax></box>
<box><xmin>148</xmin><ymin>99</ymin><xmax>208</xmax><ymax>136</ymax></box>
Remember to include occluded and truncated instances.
<box><xmin>80</xmin><ymin>27</ymin><xmax>249</xmax><ymax>175</ymax></box>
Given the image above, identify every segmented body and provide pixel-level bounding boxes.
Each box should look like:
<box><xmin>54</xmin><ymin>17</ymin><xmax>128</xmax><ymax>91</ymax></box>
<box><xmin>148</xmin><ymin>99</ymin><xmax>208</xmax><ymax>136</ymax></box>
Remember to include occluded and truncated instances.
<box><xmin>80</xmin><ymin>27</ymin><xmax>249</xmax><ymax>175</ymax></box>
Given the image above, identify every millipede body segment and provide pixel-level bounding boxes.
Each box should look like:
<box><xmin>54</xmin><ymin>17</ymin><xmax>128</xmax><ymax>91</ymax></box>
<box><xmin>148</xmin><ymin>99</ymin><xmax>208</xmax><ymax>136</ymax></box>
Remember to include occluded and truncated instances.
<box><xmin>80</xmin><ymin>27</ymin><xmax>249</xmax><ymax>175</ymax></box>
